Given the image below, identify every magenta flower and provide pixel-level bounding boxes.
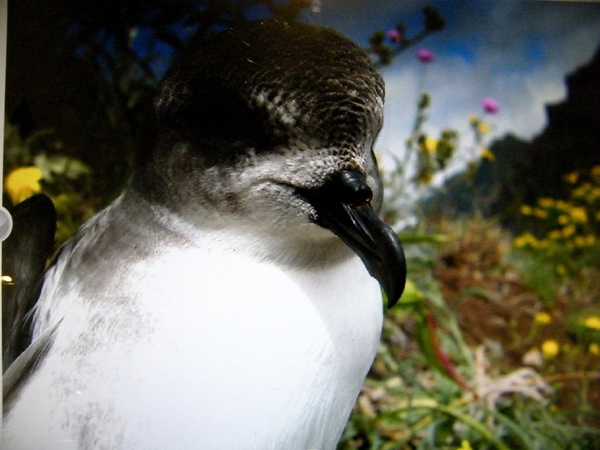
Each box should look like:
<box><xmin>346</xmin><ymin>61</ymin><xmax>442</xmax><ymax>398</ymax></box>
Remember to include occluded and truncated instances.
<box><xmin>387</xmin><ymin>29</ymin><xmax>404</xmax><ymax>44</ymax></box>
<box><xmin>482</xmin><ymin>97</ymin><xmax>499</xmax><ymax>114</ymax></box>
<box><xmin>417</xmin><ymin>49</ymin><xmax>434</xmax><ymax>62</ymax></box>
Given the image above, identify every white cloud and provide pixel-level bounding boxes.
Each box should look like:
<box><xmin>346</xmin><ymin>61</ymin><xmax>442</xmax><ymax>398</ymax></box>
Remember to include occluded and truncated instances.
<box><xmin>309</xmin><ymin>0</ymin><xmax>599</xmax><ymax>187</ymax></box>
<box><xmin>374</xmin><ymin>1</ymin><xmax>599</xmax><ymax>169</ymax></box>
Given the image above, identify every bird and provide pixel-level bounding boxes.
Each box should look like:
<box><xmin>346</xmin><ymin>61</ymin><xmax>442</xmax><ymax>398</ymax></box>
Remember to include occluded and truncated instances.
<box><xmin>2</xmin><ymin>19</ymin><xmax>406</xmax><ymax>449</ymax></box>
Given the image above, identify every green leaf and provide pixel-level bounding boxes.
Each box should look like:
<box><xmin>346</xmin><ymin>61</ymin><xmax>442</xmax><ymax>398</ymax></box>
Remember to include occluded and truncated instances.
<box><xmin>415</xmin><ymin>310</ymin><xmax>473</xmax><ymax>393</ymax></box>
<box><xmin>34</xmin><ymin>153</ymin><xmax>91</xmax><ymax>181</ymax></box>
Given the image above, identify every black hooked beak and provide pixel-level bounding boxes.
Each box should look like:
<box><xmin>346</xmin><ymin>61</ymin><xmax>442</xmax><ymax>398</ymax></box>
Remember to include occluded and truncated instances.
<box><xmin>300</xmin><ymin>170</ymin><xmax>406</xmax><ymax>308</ymax></box>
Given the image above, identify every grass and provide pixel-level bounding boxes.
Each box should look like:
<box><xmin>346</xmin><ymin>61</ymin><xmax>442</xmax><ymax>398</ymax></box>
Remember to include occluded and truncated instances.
<box><xmin>340</xmin><ymin>217</ymin><xmax>600</xmax><ymax>449</ymax></box>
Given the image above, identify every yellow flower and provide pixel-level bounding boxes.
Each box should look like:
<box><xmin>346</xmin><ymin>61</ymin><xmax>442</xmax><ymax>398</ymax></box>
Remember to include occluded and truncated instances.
<box><xmin>468</xmin><ymin>114</ymin><xmax>478</xmax><ymax>124</ymax></box>
<box><xmin>555</xmin><ymin>199</ymin><xmax>570</xmax><ymax>210</ymax></box>
<box><xmin>478</xmin><ymin>122</ymin><xmax>491</xmax><ymax>134</ymax></box>
<box><xmin>5</xmin><ymin>166</ymin><xmax>43</xmax><ymax>204</ymax></box>
<box><xmin>480</xmin><ymin>148</ymin><xmax>495</xmax><ymax>161</ymax></box>
<box><xmin>573</xmin><ymin>184</ymin><xmax>591</xmax><ymax>199</ymax></box>
<box><xmin>562</xmin><ymin>225</ymin><xmax>576</xmax><ymax>238</ymax></box>
<box><xmin>513</xmin><ymin>233</ymin><xmax>536</xmax><ymax>248</ymax></box>
<box><xmin>570</xmin><ymin>207</ymin><xmax>588</xmax><ymax>223</ymax></box>
<box><xmin>555</xmin><ymin>265</ymin><xmax>567</xmax><ymax>276</ymax></box>
<box><xmin>557</xmin><ymin>215</ymin><xmax>569</xmax><ymax>226</ymax></box>
<box><xmin>541</xmin><ymin>340</ymin><xmax>560</xmax><ymax>359</ymax></box>
<box><xmin>457</xmin><ymin>440</ymin><xmax>473</xmax><ymax>450</ymax></box>
<box><xmin>583</xmin><ymin>316</ymin><xmax>600</xmax><ymax>331</ymax></box>
<box><xmin>513</xmin><ymin>236</ymin><xmax>526</xmax><ymax>248</ymax></box>
<box><xmin>572</xmin><ymin>235</ymin><xmax>595</xmax><ymax>248</ymax></box>
<box><xmin>520</xmin><ymin>205</ymin><xmax>533</xmax><ymax>215</ymax></box>
<box><xmin>565</xmin><ymin>171</ymin><xmax>579</xmax><ymax>184</ymax></box>
<box><xmin>516</xmin><ymin>233</ymin><xmax>548</xmax><ymax>249</ymax></box>
<box><xmin>548</xmin><ymin>230</ymin><xmax>562</xmax><ymax>240</ymax></box>
<box><xmin>573</xmin><ymin>236</ymin><xmax>588</xmax><ymax>248</ymax></box>
<box><xmin>420</xmin><ymin>138</ymin><xmax>438</xmax><ymax>153</ymax></box>
<box><xmin>589</xmin><ymin>343</ymin><xmax>600</xmax><ymax>355</ymax></box>
<box><xmin>534</xmin><ymin>312</ymin><xmax>552</xmax><ymax>325</ymax></box>
<box><xmin>538</xmin><ymin>198</ymin><xmax>554</xmax><ymax>208</ymax></box>
<box><xmin>533</xmin><ymin>208</ymin><xmax>548</xmax><ymax>219</ymax></box>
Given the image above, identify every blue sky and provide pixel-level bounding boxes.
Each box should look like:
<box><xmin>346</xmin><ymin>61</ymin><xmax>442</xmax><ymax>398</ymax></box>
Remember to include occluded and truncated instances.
<box><xmin>299</xmin><ymin>1</ymin><xmax>600</xmax><ymax>172</ymax></box>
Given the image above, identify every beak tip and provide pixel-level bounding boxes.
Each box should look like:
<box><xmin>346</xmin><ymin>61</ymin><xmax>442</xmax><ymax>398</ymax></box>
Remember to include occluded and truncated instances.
<box><xmin>384</xmin><ymin>280</ymin><xmax>405</xmax><ymax>309</ymax></box>
<box><xmin>386</xmin><ymin>295</ymin><xmax>398</xmax><ymax>309</ymax></box>
<box><xmin>382</xmin><ymin>236</ymin><xmax>407</xmax><ymax>310</ymax></box>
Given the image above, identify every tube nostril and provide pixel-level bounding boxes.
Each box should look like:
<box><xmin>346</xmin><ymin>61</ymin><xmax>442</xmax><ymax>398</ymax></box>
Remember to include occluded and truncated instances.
<box><xmin>331</xmin><ymin>171</ymin><xmax>373</xmax><ymax>205</ymax></box>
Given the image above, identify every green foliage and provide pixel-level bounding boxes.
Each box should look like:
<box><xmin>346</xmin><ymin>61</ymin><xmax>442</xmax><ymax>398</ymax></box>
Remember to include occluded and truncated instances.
<box><xmin>3</xmin><ymin>122</ymin><xmax>97</xmax><ymax>246</ymax></box>
<box><xmin>513</xmin><ymin>166</ymin><xmax>600</xmax><ymax>286</ymax></box>
<box><xmin>508</xmin><ymin>250</ymin><xmax>561</xmax><ymax>303</ymax></box>
<box><xmin>340</xmin><ymin>222</ymin><xmax>600</xmax><ymax>449</ymax></box>
<box><xmin>382</xmin><ymin>90</ymin><xmax>492</xmax><ymax>225</ymax></box>
<box><xmin>567</xmin><ymin>312</ymin><xmax>600</xmax><ymax>347</ymax></box>
<box><xmin>3</xmin><ymin>122</ymin><xmax>55</xmax><ymax>170</ymax></box>
<box><xmin>414</xmin><ymin>128</ymin><xmax>458</xmax><ymax>185</ymax></box>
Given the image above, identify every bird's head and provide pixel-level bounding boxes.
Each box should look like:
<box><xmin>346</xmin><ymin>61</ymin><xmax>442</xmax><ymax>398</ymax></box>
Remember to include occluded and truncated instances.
<box><xmin>134</xmin><ymin>19</ymin><xmax>406</xmax><ymax>306</ymax></box>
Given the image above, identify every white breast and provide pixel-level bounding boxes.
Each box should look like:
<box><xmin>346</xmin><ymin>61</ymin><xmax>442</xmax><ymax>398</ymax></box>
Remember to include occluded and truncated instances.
<box><xmin>3</xmin><ymin>238</ymin><xmax>383</xmax><ymax>450</ymax></box>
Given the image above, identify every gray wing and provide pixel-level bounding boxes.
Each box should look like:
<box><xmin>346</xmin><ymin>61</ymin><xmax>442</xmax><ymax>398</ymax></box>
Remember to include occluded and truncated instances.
<box><xmin>2</xmin><ymin>194</ymin><xmax>56</xmax><ymax>371</ymax></box>
<box><xmin>3</xmin><ymin>320</ymin><xmax>60</xmax><ymax>415</ymax></box>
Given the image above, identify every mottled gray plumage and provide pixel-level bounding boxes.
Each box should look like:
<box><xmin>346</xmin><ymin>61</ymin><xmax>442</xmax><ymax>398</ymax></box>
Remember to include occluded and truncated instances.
<box><xmin>137</xmin><ymin>19</ymin><xmax>385</xmax><ymax>217</ymax></box>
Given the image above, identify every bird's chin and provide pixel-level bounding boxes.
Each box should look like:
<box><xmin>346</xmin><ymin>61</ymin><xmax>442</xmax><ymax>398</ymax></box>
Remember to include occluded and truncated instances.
<box><xmin>303</xmin><ymin>222</ymin><xmax>343</xmax><ymax>241</ymax></box>
<box><xmin>275</xmin><ymin>222</ymin><xmax>350</xmax><ymax>251</ymax></box>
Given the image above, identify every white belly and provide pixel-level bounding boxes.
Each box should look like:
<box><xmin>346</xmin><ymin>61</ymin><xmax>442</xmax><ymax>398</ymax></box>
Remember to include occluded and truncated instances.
<box><xmin>3</xmin><ymin>246</ymin><xmax>383</xmax><ymax>450</ymax></box>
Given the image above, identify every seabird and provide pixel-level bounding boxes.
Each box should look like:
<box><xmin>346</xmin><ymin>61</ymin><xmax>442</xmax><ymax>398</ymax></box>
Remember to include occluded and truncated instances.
<box><xmin>3</xmin><ymin>19</ymin><xmax>406</xmax><ymax>449</ymax></box>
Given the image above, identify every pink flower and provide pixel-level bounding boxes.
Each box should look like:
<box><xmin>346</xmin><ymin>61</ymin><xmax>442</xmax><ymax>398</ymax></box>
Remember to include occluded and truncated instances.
<box><xmin>482</xmin><ymin>97</ymin><xmax>499</xmax><ymax>114</ymax></box>
<box><xmin>387</xmin><ymin>29</ymin><xmax>404</xmax><ymax>44</ymax></box>
<box><xmin>417</xmin><ymin>49</ymin><xmax>434</xmax><ymax>62</ymax></box>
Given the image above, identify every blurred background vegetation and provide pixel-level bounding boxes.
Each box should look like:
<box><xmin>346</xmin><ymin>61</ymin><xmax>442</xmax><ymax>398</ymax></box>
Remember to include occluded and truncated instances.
<box><xmin>3</xmin><ymin>1</ymin><xmax>600</xmax><ymax>448</ymax></box>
